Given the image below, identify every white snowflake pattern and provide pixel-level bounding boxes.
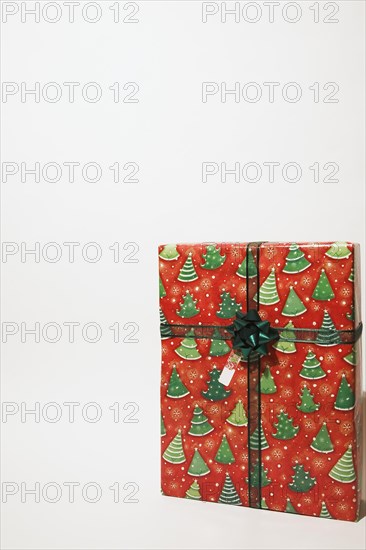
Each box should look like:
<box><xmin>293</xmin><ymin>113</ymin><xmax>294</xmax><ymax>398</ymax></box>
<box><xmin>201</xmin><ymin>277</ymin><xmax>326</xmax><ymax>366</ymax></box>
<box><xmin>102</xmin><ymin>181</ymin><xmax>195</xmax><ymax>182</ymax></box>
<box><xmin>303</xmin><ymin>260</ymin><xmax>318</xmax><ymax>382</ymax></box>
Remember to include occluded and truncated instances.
<box><xmin>313</xmin><ymin>457</ymin><xmax>326</xmax><ymax>470</ymax></box>
<box><xmin>187</xmin><ymin>369</ymin><xmax>199</xmax><ymax>380</ymax></box>
<box><xmin>238</xmin><ymin>284</ymin><xmax>247</xmax><ymax>296</ymax></box>
<box><xmin>209</xmin><ymin>404</ymin><xmax>220</xmax><ymax>415</ymax></box>
<box><xmin>340</xmin><ymin>421</ymin><xmax>353</xmax><ymax>435</ymax></box>
<box><xmin>272</xmin><ymin>448</ymin><xmax>283</xmax><ymax>460</ymax></box>
<box><xmin>301</xmin><ymin>276</ymin><xmax>312</xmax><ymax>287</ymax></box>
<box><xmin>302</xmin><ymin>495</ymin><xmax>312</xmax><ymax>505</ymax></box>
<box><xmin>281</xmin><ymin>387</ymin><xmax>293</xmax><ymax>398</ymax></box>
<box><xmin>304</xmin><ymin>419</ymin><xmax>315</xmax><ymax>430</ymax></box>
<box><xmin>336</xmin><ymin>502</ymin><xmax>348</xmax><ymax>512</ymax></box>
<box><xmin>171</xmin><ymin>285</ymin><xmax>181</xmax><ymax>295</ymax></box>
<box><xmin>265</xmin><ymin>246</ymin><xmax>276</xmax><ymax>259</ymax></box>
<box><xmin>237</xmin><ymin>375</ymin><xmax>247</xmax><ymax>386</ymax></box>
<box><xmin>319</xmin><ymin>384</ymin><xmax>332</xmax><ymax>396</ymax></box>
<box><xmin>230</xmin><ymin>248</ymin><xmax>241</xmax><ymax>259</ymax></box>
<box><xmin>279</xmin><ymin>358</ymin><xmax>288</xmax><ymax>368</ymax></box>
<box><xmin>201</xmin><ymin>279</ymin><xmax>211</xmax><ymax>290</ymax></box>
<box><xmin>341</xmin><ymin>287</ymin><xmax>351</xmax><ymax>297</ymax></box>
<box><xmin>332</xmin><ymin>486</ymin><xmax>344</xmax><ymax>497</ymax></box>
<box><xmin>171</xmin><ymin>408</ymin><xmax>183</xmax><ymax>420</ymax></box>
<box><xmin>205</xmin><ymin>439</ymin><xmax>215</xmax><ymax>450</ymax></box>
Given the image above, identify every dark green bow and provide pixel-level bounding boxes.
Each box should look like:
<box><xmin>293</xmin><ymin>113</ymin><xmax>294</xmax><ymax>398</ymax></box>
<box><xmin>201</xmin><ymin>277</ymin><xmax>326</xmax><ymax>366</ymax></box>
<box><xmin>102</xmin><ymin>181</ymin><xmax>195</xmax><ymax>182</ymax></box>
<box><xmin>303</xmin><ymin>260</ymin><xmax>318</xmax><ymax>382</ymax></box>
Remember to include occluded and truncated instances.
<box><xmin>227</xmin><ymin>310</ymin><xmax>279</xmax><ymax>360</ymax></box>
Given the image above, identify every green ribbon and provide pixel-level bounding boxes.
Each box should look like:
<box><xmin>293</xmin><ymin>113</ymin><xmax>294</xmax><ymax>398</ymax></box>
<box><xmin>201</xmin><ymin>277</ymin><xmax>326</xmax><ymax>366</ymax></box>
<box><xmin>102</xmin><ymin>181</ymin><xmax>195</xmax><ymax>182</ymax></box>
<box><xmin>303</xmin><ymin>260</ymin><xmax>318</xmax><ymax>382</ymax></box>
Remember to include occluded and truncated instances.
<box><xmin>227</xmin><ymin>309</ymin><xmax>280</xmax><ymax>360</ymax></box>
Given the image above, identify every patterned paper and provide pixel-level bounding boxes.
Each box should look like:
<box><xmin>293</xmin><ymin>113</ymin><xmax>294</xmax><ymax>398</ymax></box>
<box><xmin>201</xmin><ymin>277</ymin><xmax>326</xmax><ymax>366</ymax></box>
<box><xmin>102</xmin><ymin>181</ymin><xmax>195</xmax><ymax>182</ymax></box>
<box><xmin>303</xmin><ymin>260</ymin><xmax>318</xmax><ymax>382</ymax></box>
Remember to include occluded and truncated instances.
<box><xmin>159</xmin><ymin>242</ymin><xmax>362</xmax><ymax>521</ymax></box>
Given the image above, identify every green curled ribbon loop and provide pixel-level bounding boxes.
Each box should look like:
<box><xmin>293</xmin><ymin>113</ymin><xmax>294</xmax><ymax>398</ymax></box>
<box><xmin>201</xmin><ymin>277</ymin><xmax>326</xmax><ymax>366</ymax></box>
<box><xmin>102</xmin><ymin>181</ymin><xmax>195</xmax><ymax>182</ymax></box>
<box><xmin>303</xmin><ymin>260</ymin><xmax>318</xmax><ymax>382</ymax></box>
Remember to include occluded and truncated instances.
<box><xmin>227</xmin><ymin>309</ymin><xmax>280</xmax><ymax>360</ymax></box>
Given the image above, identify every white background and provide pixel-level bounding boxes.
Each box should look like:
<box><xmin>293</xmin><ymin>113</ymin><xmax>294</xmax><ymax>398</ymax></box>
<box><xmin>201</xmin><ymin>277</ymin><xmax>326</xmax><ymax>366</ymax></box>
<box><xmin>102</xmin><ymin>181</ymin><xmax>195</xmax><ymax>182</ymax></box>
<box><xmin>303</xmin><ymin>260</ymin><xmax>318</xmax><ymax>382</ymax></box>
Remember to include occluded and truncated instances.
<box><xmin>1</xmin><ymin>1</ymin><xmax>365</xmax><ymax>549</ymax></box>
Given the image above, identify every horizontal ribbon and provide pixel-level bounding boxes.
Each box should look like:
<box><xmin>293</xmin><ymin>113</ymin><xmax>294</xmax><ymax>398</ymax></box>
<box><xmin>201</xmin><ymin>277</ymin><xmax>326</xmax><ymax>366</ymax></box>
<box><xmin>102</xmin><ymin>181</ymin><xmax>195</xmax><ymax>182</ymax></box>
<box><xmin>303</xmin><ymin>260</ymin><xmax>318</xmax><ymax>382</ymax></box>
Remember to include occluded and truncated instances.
<box><xmin>160</xmin><ymin>321</ymin><xmax>363</xmax><ymax>345</ymax></box>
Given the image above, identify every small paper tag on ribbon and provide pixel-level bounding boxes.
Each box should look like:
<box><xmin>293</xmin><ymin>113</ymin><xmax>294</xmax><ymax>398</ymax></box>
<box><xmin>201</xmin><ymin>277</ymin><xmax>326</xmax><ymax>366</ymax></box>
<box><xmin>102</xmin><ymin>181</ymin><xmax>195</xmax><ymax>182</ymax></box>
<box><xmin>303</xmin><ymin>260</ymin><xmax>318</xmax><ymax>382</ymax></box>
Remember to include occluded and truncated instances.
<box><xmin>219</xmin><ymin>350</ymin><xmax>242</xmax><ymax>387</ymax></box>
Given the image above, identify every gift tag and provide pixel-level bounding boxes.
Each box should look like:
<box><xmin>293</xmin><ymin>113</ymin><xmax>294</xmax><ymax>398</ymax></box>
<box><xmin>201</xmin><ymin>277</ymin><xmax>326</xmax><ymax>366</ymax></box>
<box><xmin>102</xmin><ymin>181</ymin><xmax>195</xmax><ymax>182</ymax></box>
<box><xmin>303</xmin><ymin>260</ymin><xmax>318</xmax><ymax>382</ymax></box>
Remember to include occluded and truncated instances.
<box><xmin>219</xmin><ymin>351</ymin><xmax>242</xmax><ymax>387</ymax></box>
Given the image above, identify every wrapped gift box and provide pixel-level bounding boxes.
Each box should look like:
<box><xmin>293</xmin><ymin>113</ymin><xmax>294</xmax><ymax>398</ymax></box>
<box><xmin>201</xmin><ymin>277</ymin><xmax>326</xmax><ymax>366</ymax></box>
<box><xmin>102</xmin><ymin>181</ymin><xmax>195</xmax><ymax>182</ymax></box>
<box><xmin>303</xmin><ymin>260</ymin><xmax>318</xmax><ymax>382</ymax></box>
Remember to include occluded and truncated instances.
<box><xmin>159</xmin><ymin>242</ymin><xmax>362</xmax><ymax>521</ymax></box>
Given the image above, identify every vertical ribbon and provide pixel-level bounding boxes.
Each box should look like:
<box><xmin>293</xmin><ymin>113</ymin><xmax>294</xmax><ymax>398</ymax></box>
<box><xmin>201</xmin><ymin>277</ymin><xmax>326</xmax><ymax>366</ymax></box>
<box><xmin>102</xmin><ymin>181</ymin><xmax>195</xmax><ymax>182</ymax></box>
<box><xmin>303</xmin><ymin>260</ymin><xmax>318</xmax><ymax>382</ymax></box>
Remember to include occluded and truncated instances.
<box><xmin>246</xmin><ymin>242</ymin><xmax>263</xmax><ymax>509</ymax></box>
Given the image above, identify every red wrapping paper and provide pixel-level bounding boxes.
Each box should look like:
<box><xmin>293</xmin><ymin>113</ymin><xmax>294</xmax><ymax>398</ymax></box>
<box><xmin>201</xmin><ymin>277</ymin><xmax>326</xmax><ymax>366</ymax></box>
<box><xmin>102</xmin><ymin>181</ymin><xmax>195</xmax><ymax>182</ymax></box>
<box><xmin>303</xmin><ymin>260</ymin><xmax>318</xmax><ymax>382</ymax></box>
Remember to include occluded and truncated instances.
<box><xmin>159</xmin><ymin>242</ymin><xmax>362</xmax><ymax>521</ymax></box>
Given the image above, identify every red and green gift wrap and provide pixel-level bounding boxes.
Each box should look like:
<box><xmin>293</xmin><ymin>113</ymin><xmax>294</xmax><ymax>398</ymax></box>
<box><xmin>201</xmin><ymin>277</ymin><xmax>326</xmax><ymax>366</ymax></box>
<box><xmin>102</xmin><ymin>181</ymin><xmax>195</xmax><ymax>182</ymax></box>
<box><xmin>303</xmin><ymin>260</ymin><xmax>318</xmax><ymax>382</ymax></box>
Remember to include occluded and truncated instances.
<box><xmin>159</xmin><ymin>242</ymin><xmax>362</xmax><ymax>521</ymax></box>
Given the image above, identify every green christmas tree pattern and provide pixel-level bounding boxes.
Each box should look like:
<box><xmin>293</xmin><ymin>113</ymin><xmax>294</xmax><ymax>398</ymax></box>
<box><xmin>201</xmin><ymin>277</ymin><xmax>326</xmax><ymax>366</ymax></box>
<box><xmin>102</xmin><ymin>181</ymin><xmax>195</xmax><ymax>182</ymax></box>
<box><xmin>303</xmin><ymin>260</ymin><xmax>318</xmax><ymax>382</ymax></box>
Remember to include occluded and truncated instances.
<box><xmin>185</xmin><ymin>480</ymin><xmax>201</xmax><ymax>500</ymax></box>
<box><xmin>159</xmin><ymin>276</ymin><xmax>167</xmax><ymax>298</ymax></box>
<box><xmin>166</xmin><ymin>367</ymin><xmax>190</xmax><ymax>399</ymax></box>
<box><xmin>236</xmin><ymin>249</ymin><xmax>257</xmax><ymax>279</ymax></box>
<box><xmin>310</xmin><ymin>423</ymin><xmax>333</xmax><ymax>453</ymax></box>
<box><xmin>299</xmin><ymin>350</ymin><xmax>326</xmax><ymax>380</ymax></box>
<box><xmin>273</xmin><ymin>321</ymin><xmax>297</xmax><ymax>354</ymax></box>
<box><xmin>316</xmin><ymin>310</ymin><xmax>341</xmax><ymax>346</ymax></box>
<box><xmin>282</xmin><ymin>286</ymin><xmax>307</xmax><ymax>317</ymax></box>
<box><xmin>272</xmin><ymin>411</ymin><xmax>299</xmax><ymax>440</ymax></box>
<box><xmin>160</xmin><ymin>307</ymin><xmax>172</xmax><ymax>339</ymax></box>
<box><xmin>176</xmin><ymin>290</ymin><xmax>200</xmax><ymax>318</ymax></box>
<box><xmin>344</xmin><ymin>346</ymin><xmax>357</xmax><ymax>366</ymax></box>
<box><xmin>297</xmin><ymin>386</ymin><xmax>320</xmax><ymax>413</ymax></box>
<box><xmin>188</xmin><ymin>405</ymin><xmax>214</xmax><ymax>437</ymax></box>
<box><xmin>216</xmin><ymin>291</ymin><xmax>242</xmax><ymax>319</ymax></box>
<box><xmin>214</xmin><ymin>434</ymin><xmax>235</xmax><ymax>464</ymax></box>
<box><xmin>254</xmin><ymin>268</ymin><xmax>280</xmax><ymax>305</ymax></box>
<box><xmin>201</xmin><ymin>244</ymin><xmax>226</xmax><ymax>270</ymax></box>
<box><xmin>209</xmin><ymin>328</ymin><xmax>231</xmax><ymax>357</ymax></box>
<box><xmin>346</xmin><ymin>305</ymin><xmax>354</xmax><ymax>322</ymax></box>
<box><xmin>201</xmin><ymin>366</ymin><xmax>232</xmax><ymax>401</ymax></box>
<box><xmin>334</xmin><ymin>374</ymin><xmax>355</xmax><ymax>411</ymax></box>
<box><xmin>285</xmin><ymin>498</ymin><xmax>297</xmax><ymax>513</ymax></box>
<box><xmin>328</xmin><ymin>445</ymin><xmax>356</xmax><ymax>483</ymax></box>
<box><xmin>325</xmin><ymin>242</ymin><xmax>352</xmax><ymax>260</ymax></box>
<box><xmin>260</xmin><ymin>497</ymin><xmax>269</xmax><ymax>509</ymax></box>
<box><xmin>319</xmin><ymin>501</ymin><xmax>333</xmax><ymax>519</ymax></box>
<box><xmin>249</xmin><ymin>420</ymin><xmax>270</xmax><ymax>450</ymax></box>
<box><xmin>312</xmin><ymin>269</ymin><xmax>335</xmax><ymax>301</ymax></box>
<box><xmin>177</xmin><ymin>252</ymin><xmax>198</xmax><ymax>282</ymax></box>
<box><xmin>283</xmin><ymin>243</ymin><xmax>311</xmax><ymax>274</ymax></box>
<box><xmin>247</xmin><ymin>460</ymin><xmax>271</xmax><ymax>487</ymax></box>
<box><xmin>348</xmin><ymin>267</ymin><xmax>354</xmax><ymax>282</ymax></box>
<box><xmin>188</xmin><ymin>448</ymin><xmax>210</xmax><ymax>477</ymax></box>
<box><xmin>161</xmin><ymin>413</ymin><xmax>166</xmax><ymax>437</ymax></box>
<box><xmin>226</xmin><ymin>400</ymin><xmax>248</xmax><ymax>427</ymax></box>
<box><xmin>218</xmin><ymin>473</ymin><xmax>241</xmax><ymax>505</ymax></box>
<box><xmin>163</xmin><ymin>430</ymin><xmax>186</xmax><ymax>464</ymax></box>
<box><xmin>288</xmin><ymin>463</ymin><xmax>316</xmax><ymax>492</ymax></box>
<box><xmin>175</xmin><ymin>330</ymin><xmax>201</xmax><ymax>360</ymax></box>
<box><xmin>159</xmin><ymin>244</ymin><xmax>180</xmax><ymax>261</ymax></box>
<box><xmin>260</xmin><ymin>366</ymin><xmax>277</xmax><ymax>394</ymax></box>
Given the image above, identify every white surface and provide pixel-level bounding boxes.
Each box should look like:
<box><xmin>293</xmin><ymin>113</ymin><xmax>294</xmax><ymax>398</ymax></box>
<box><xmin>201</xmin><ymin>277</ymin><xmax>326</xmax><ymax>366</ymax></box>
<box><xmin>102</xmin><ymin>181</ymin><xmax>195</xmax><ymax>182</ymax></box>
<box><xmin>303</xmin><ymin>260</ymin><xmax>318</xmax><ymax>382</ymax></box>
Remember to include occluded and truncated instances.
<box><xmin>1</xmin><ymin>1</ymin><xmax>365</xmax><ymax>549</ymax></box>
